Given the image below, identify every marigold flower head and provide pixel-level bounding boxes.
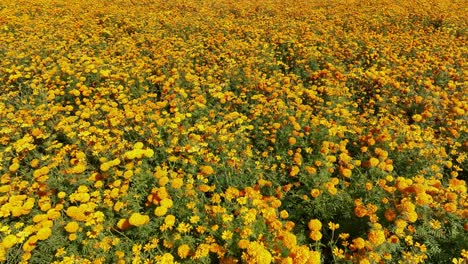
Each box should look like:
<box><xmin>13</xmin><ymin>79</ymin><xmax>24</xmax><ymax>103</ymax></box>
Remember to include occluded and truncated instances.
<box><xmin>308</xmin><ymin>219</ymin><xmax>322</xmax><ymax>231</ymax></box>
<box><xmin>177</xmin><ymin>244</ymin><xmax>190</xmax><ymax>259</ymax></box>
<box><xmin>36</xmin><ymin>227</ymin><xmax>52</xmax><ymax>240</ymax></box>
<box><xmin>2</xmin><ymin>234</ymin><xmax>17</xmax><ymax>249</ymax></box>
<box><xmin>160</xmin><ymin>198</ymin><xmax>173</xmax><ymax>208</ymax></box>
<box><xmin>352</xmin><ymin>237</ymin><xmax>366</xmax><ymax>250</ymax></box>
<box><xmin>288</xmin><ymin>137</ymin><xmax>297</xmax><ymax>145</ymax></box>
<box><xmin>309</xmin><ymin>230</ymin><xmax>322</xmax><ymax>241</ymax></box>
<box><xmin>368</xmin><ymin>157</ymin><xmax>380</xmax><ymax>167</ymax></box>
<box><xmin>133</xmin><ymin>142</ymin><xmax>144</xmax><ymax>149</ymax></box>
<box><xmin>154</xmin><ymin>206</ymin><xmax>168</xmax><ymax>217</ymax></box>
<box><xmin>290</xmin><ymin>165</ymin><xmax>300</xmax><ymax>176</ymax></box>
<box><xmin>128</xmin><ymin>213</ymin><xmax>150</xmax><ymax>227</ymax></box>
<box><xmin>9</xmin><ymin>162</ymin><xmax>20</xmax><ymax>173</ymax></box>
<box><xmin>199</xmin><ymin>165</ymin><xmax>215</xmax><ymax>175</ymax></box>
<box><xmin>340</xmin><ymin>167</ymin><xmax>352</xmax><ymax>178</ymax></box>
<box><xmin>64</xmin><ymin>221</ymin><xmax>80</xmax><ymax>233</ymax></box>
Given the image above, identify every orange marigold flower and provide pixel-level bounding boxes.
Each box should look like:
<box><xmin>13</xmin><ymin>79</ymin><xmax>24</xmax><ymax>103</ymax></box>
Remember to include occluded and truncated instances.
<box><xmin>352</xmin><ymin>237</ymin><xmax>366</xmax><ymax>250</ymax></box>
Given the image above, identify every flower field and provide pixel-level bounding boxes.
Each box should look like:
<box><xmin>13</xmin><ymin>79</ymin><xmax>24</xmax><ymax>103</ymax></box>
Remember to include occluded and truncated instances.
<box><xmin>0</xmin><ymin>0</ymin><xmax>467</xmax><ymax>263</ymax></box>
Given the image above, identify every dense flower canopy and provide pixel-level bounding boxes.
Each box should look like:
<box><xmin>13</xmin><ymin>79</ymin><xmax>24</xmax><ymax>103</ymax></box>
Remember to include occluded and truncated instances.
<box><xmin>0</xmin><ymin>0</ymin><xmax>467</xmax><ymax>263</ymax></box>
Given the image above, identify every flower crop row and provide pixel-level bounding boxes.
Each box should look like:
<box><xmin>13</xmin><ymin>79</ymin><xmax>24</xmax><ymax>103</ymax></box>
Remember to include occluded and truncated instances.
<box><xmin>0</xmin><ymin>0</ymin><xmax>466</xmax><ymax>263</ymax></box>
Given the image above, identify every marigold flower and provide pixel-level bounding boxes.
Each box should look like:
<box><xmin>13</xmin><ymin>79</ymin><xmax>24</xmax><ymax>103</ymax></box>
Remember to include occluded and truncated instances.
<box><xmin>352</xmin><ymin>237</ymin><xmax>366</xmax><ymax>250</ymax></box>
<box><xmin>222</xmin><ymin>230</ymin><xmax>233</xmax><ymax>240</ymax></box>
<box><xmin>309</xmin><ymin>230</ymin><xmax>322</xmax><ymax>241</ymax></box>
<box><xmin>9</xmin><ymin>162</ymin><xmax>20</xmax><ymax>173</ymax></box>
<box><xmin>308</xmin><ymin>219</ymin><xmax>322</xmax><ymax>231</ymax></box>
<box><xmin>412</xmin><ymin>114</ymin><xmax>422</xmax><ymax>122</ymax></box>
<box><xmin>133</xmin><ymin>142</ymin><xmax>144</xmax><ymax>149</ymax></box>
<box><xmin>290</xmin><ymin>165</ymin><xmax>300</xmax><ymax>176</ymax></box>
<box><xmin>171</xmin><ymin>178</ymin><xmax>184</xmax><ymax>189</ymax></box>
<box><xmin>154</xmin><ymin>206</ymin><xmax>168</xmax><ymax>217</ymax></box>
<box><xmin>310</xmin><ymin>188</ymin><xmax>321</xmax><ymax>198</ymax></box>
<box><xmin>368</xmin><ymin>229</ymin><xmax>385</xmax><ymax>246</ymax></box>
<box><xmin>340</xmin><ymin>167</ymin><xmax>352</xmax><ymax>178</ymax></box>
<box><xmin>288</xmin><ymin>137</ymin><xmax>297</xmax><ymax>145</ymax></box>
<box><xmin>199</xmin><ymin>165</ymin><xmax>215</xmax><ymax>175</ymax></box>
<box><xmin>36</xmin><ymin>227</ymin><xmax>52</xmax><ymax>240</ymax></box>
<box><xmin>160</xmin><ymin>198</ymin><xmax>173</xmax><ymax>208</ymax></box>
<box><xmin>2</xmin><ymin>234</ymin><xmax>17</xmax><ymax>249</ymax></box>
<box><xmin>129</xmin><ymin>213</ymin><xmax>150</xmax><ymax>227</ymax></box>
<box><xmin>354</xmin><ymin>205</ymin><xmax>367</xmax><ymax>217</ymax></box>
<box><xmin>368</xmin><ymin>157</ymin><xmax>380</xmax><ymax>167</ymax></box>
<box><xmin>177</xmin><ymin>244</ymin><xmax>190</xmax><ymax>259</ymax></box>
<box><xmin>164</xmin><ymin>214</ymin><xmax>176</xmax><ymax>227</ymax></box>
<box><xmin>64</xmin><ymin>221</ymin><xmax>80</xmax><ymax>233</ymax></box>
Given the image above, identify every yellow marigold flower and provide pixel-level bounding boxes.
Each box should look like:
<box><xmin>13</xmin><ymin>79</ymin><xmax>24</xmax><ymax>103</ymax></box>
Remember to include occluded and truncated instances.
<box><xmin>288</xmin><ymin>137</ymin><xmax>297</xmax><ymax>145</ymax></box>
<box><xmin>124</xmin><ymin>150</ymin><xmax>137</xmax><ymax>160</ymax></box>
<box><xmin>36</xmin><ymin>227</ymin><xmax>52</xmax><ymax>240</ymax></box>
<box><xmin>171</xmin><ymin>178</ymin><xmax>184</xmax><ymax>189</ymax></box>
<box><xmin>154</xmin><ymin>206</ymin><xmax>168</xmax><ymax>217</ymax></box>
<box><xmin>160</xmin><ymin>198</ymin><xmax>173</xmax><ymax>208</ymax></box>
<box><xmin>309</xmin><ymin>230</ymin><xmax>322</xmax><ymax>241</ymax></box>
<box><xmin>9</xmin><ymin>162</ymin><xmax>20</xmax><ymax>173</ymax></box>
<box><xmin>352</xmin><ymin>237</ymin><xmax>366</xmax><ymax>250</ymax></box>
<box><xmin>158</xmin><ymin>253</ymin><xmax>175</xmax><ymax>263</ymax></box>
<box><xmin>246</xmin><ymin>241</ymin><xmax>272</xmax><ymax>264</ymax></box>
<box><xmin>309</xmin><ymin>250</ymin><xmax>321</xmax><ymax>264</ymax></box>
<box><xmin>144</xmin><ymin>148</ymin><xmax>154</xmax><ymax>158</ymax></box>
<box><xmin>64</xmin><ymin>221</ymin><xmax>80</xmax><ymax>233</ymax></box>
<box><xmin>0</xmin><ymin>185</ymin><xmax>10</xmax><ymax>193</ymax></box>
<box><xmin>128</xmin><ymin>213</ymin><xmax>150</xmax><ymax>227</ymax></box>
<box><xmin>412</xmin><ymin>114</ymin><xmax>422</xmax><ymax>122</ymax></box>
<box><xmin>368</xmin><ymin>157</ymin><xmax>380</xmax><ymax>167</ymax></box>
<box><xmin>134</xmin><ymin>142</ymin><xmax>144</xmax><ymax>149</ymax></box>
<box><xmin>310</xmin><ymin>188</ymin><xmax>321</xmax><ymax>198</ymax></box>
<box><xmin>30</xmin><ymin>159</ymin><xmax>40</xmax><ymax>168</ymax></box>
<box><xmin>199</xmin><ymin>165</ymin><xmax>215</xmax><ymax>175</ymax></box>
<box><xmin>66</xmin><ymin>206</ymin><xmax>87</xmax><ymax>221</ymax></box>
<box><xmin>222</xmin><ymin>230</ymin><xmax>233</xmax><ymax>240</ymax></box>
<box><xmin>177</xmin><ymin>244</ymin><xmax>190</xmax><ymax>259</ymax></box>
<box><xmin>159</xmin><ymin>176</ymin><xmax>169</xmax><ymax>186</ymax></box>
<box><xmin>57</xmin><ymin>192</ymin><xmax>66</xmax><ymax>199</ymax></box>
<box><xmin>308</xmin><ymin>219</ymin><xmax>322</xmax><ymax>231</ymax></box>
<box><xmin>280</xmin><ymin>210</ymin><xmax>289</xmax><ymax>219</ymax></box>
<box><xmin>339</xmin><ymin>168</ymin><xmax>352</xmax><ymax>178</ymax></box>
<box><xmin>100</xmin><ymin>162</ymin><xmax>111</xmax><ymax>172</ymax></box>
<box><xmin>238</xmin><ymin>239</ymin><xmax>249</xmax><ymax>249</ymax></box>
<box><xmin>368</xmin><ymin>229</ymin><xmax>385</xmax><ymax>246</ymax></box>
<box><xmin>290</xmin><ymin>165</ymin><xmax>300</xmax><ymax>176</ymax></box>
<box><xmin>2</xmin><ymin>234</ymin><xmax>17</xmax><ymax>249</ymax></box>
<box><xmin>280</xmin><ymin>232</ymin><xmax>297</xmax><ymax>249</ymax></box>
<box><xmin>405</xmin><ymin>211</ymin><xmax>418</xmax><ymax>223</ymax></box>
<box><xmin>164</xmin><ymin>215</ymin><xmax>176</xmax><ymax>227</ymax></box>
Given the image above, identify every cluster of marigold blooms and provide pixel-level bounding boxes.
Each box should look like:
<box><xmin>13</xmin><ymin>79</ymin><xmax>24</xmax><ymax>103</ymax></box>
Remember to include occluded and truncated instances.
<box><xmin>0</xmin><ymin>0</ymin><xmax>467</xmax><ymax>263</ymax></box>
